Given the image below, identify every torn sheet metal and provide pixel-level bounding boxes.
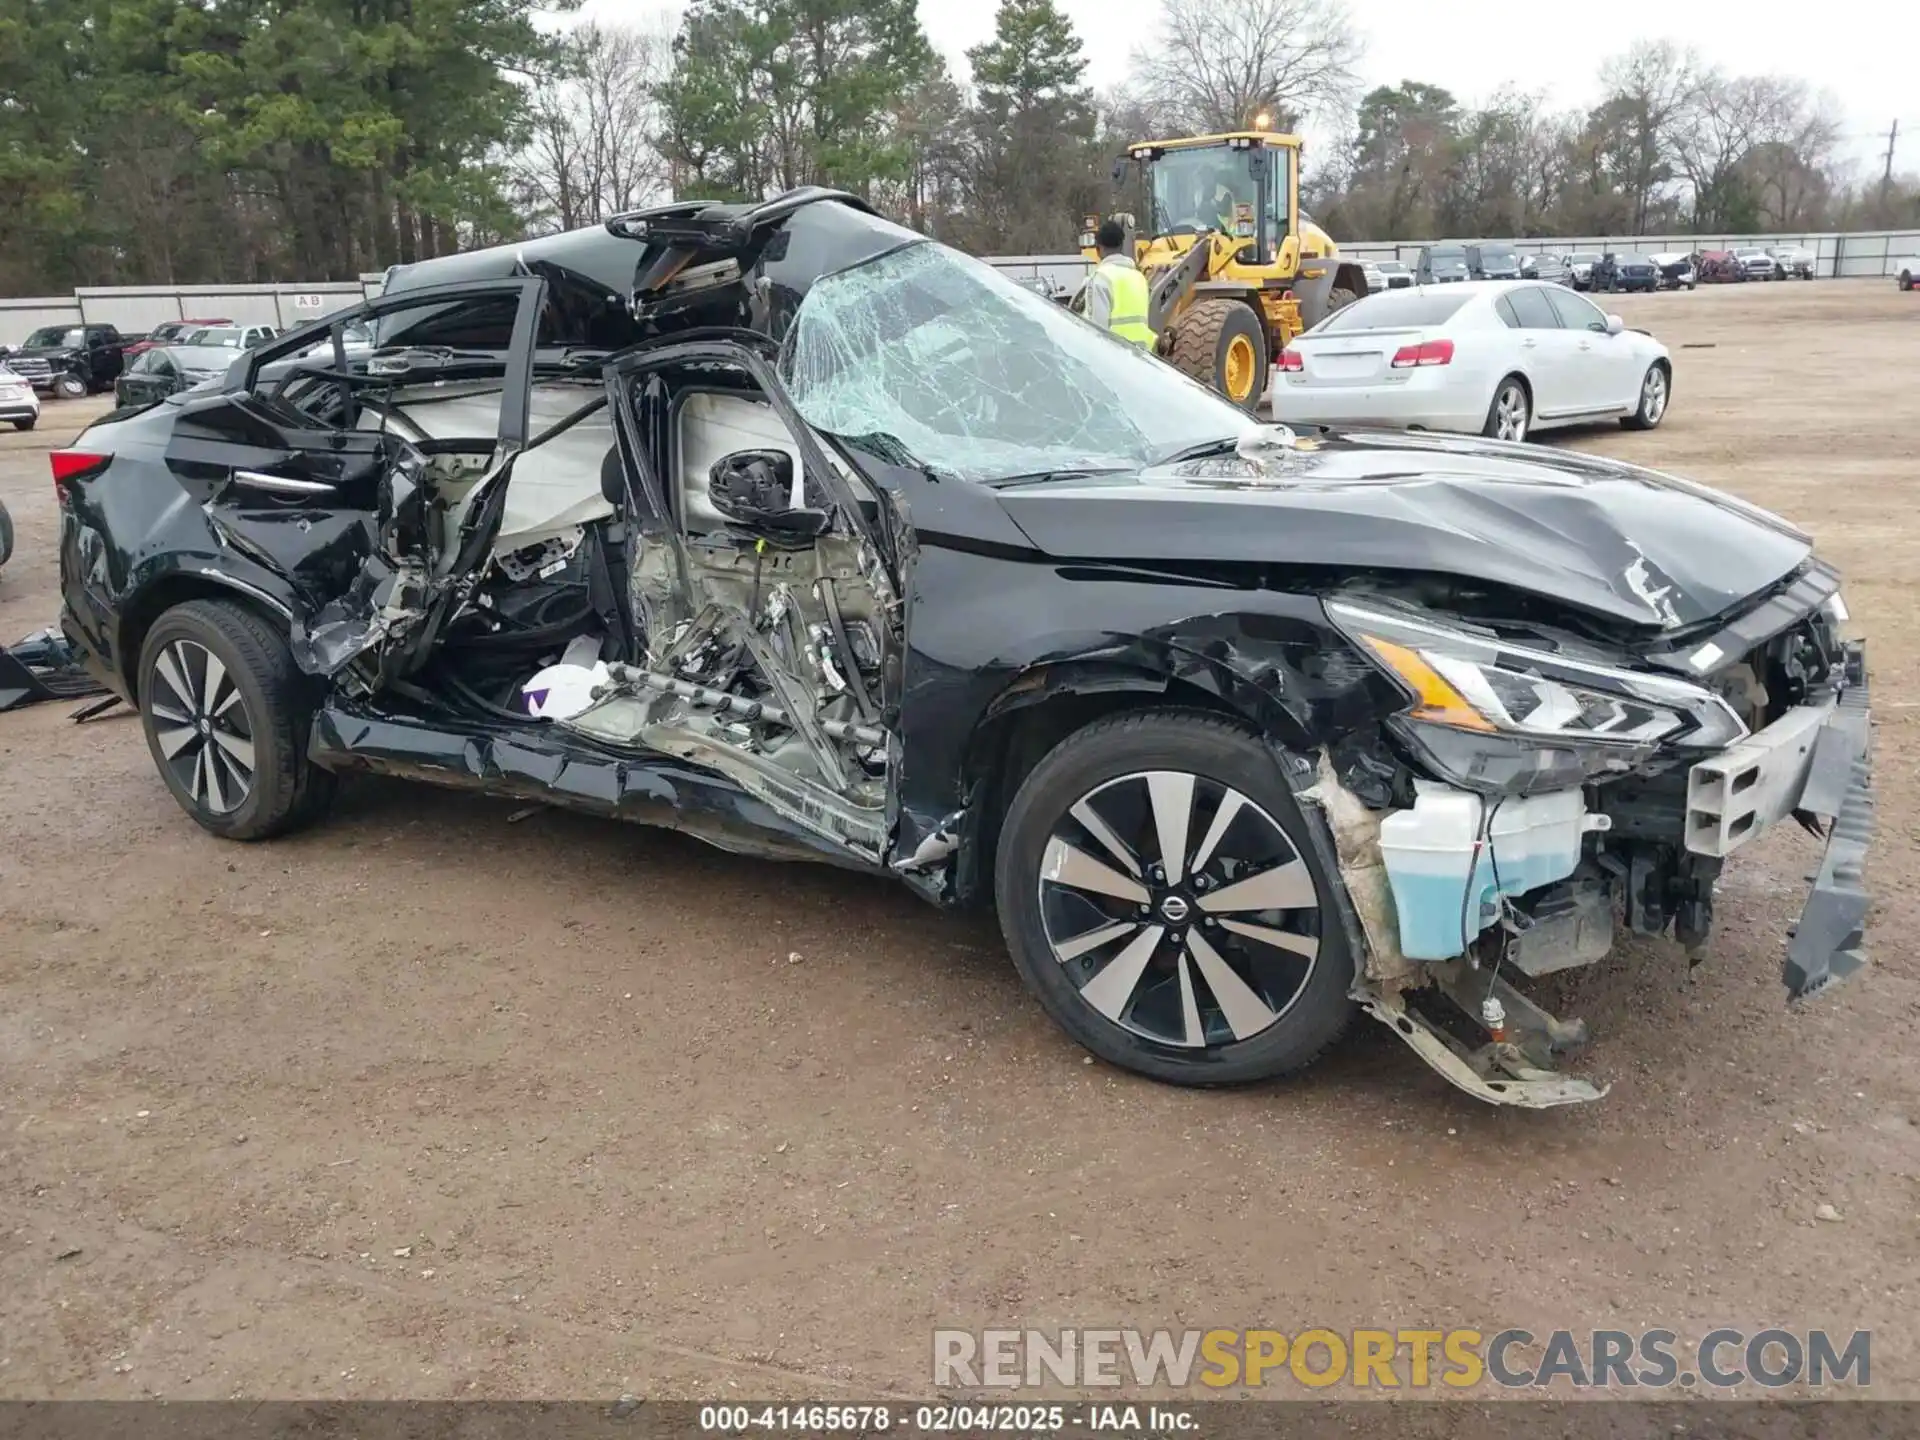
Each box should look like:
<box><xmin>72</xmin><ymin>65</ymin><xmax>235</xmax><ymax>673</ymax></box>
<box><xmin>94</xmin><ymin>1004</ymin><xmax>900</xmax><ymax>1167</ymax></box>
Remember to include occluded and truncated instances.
<box><xmin>309</xmin><ymin>700</ymin><xmax>889</xmax><ymax>872</ymax></box>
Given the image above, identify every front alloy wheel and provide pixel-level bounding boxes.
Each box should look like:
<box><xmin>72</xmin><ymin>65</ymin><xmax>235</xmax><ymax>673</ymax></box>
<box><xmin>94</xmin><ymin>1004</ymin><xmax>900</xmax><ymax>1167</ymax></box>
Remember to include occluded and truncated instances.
<box><xmin>996</xmin><ymin>712</ymin><xmax>1353</xmax><ymax>1085</ymax></box>
<box><xmin>1624</xmin><ymin>363</ymin><xmax>1669</xmax><ymax>430</ymax></box>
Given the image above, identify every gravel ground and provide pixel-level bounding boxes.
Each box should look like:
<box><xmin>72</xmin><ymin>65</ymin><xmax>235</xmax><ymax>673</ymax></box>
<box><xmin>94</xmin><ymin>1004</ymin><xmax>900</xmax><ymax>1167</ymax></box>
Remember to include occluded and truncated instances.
<box><xmin>1</xmin><ymin>279</ymin><xmax>1916</xmax><ymax>1405</ymax></box>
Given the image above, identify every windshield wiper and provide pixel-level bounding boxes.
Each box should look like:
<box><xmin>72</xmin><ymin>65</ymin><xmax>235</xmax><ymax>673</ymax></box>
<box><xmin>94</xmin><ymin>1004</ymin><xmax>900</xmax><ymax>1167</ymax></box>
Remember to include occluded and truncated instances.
<box><xmin>1154</xmin><ymin>436</ymin><xmax>1245</xmax><ymax>466</ymax></box>
<box><xmin>988</xmin><ymin>466</ymin><xmax>1136</xmax><ymax>489</ymax></box>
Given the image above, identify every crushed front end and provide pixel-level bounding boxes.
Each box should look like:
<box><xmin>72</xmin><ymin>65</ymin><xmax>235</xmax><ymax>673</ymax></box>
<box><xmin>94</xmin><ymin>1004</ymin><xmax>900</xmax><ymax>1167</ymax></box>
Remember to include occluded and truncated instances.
<box><xmin>1308</xmin><ymin>567</ymin><xmax>1872</xmax><ymax>1108</ymax></box>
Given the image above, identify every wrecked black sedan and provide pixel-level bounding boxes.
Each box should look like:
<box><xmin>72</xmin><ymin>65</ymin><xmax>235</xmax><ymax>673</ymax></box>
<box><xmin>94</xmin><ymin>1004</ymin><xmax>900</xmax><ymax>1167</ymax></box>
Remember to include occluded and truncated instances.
<box><xmin>51</xmin><ymin>190</ymin><xmax>1871</xmax><ymax>1107</ymax></box>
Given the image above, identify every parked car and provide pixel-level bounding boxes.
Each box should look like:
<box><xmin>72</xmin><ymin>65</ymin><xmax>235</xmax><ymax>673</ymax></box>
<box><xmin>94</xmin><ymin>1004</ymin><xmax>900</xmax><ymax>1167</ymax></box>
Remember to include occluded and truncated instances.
<box><xmin>1767</xmin><ymin>245</ymin><xmax>1815</xmax><ymax>280</ymax></box>
<box><xmin>1464</xmin><ymin>242</ymin><xmax>1524</xmax><ymax>281</ymax></box>
<box><xmin>1272</xmin><ymin>280</ymin><xmax>1672</xmax><ymax>444</ymax></box>
<box><xmin>112</xmin><ymin>345</ymin><xmax>235</xmax><ymax>408</ymax></box>
<box><xmin>1732</xmin><ymin>247</ymin><xmax>1778</xmax><ymax>281</ymax></box>
<box><xmin>125</xmin><ymin>318</ymin><xmax>234</xmax><ymax>359</ymax></box>
<box><xmin>1564</xmin><ymin>252</ymin><xmax>1603</xmax><ymax>290</ymax></box>
<box><xmin>1592</xmin><ymin>253</ymin><xmax>1659</xmax><ymax>293</ymax></box>
<box><xmin>1648</xmin><ymin>252</ymin><xmax>1698</xmax><ymax>290</ymax></box>
<box><xmin>1520</xmin><ymin>253</ymin><xmax>1571</xmax><ymax>285</ymax></box>
<box><xmin>1696</xmin><ymin>250</ymin><xmax>1747</xmax><ymax>283</ymax></box>
<box><xmin>0</xmin><ymin>361</ymin><xmax>41</xmax><ymax>431</ymax></box>
<box><xmin>1373</xmin><ymin>258</ymin><xmax>1414</xmax><ymax>290</ymax></box>
<box><xmin>6</xmin><ymin>323</ymin><xmax>128</xmax><ymax>399</ymax></box>
<box><xmin>1415</xmin><ymin>242</ymin><xmax>1471</xmax><ymax>283</ymax></box>
<box><xmin>185</xmin><ymin>323</ymin><xmax>279</xmax><ymax>351</ymax></box>
<box><xmin>49</xmin><ymin>191</ymin><xmax>1871</xmax><ymax>1108</ymax></box>
<box><xmin>298</xmin><ymin>320</ymin><xmax>379</xmax><ymax>359</ymax></box>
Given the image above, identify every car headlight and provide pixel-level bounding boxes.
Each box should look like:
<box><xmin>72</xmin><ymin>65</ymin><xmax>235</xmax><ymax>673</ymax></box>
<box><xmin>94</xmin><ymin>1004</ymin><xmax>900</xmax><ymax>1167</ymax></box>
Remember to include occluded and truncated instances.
<box><xmin>1327</xmin><ymin>599</ymin><xmax>1748</xmax><ymax>795</ymax></box>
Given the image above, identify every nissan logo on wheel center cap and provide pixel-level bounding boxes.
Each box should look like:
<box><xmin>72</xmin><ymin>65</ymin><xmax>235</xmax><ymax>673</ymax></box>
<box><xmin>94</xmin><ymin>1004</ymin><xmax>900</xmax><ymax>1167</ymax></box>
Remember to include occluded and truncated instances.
<box><xmin>1158</xmin><ymin>895</ymin><xmax>1192</xmax><ymax>925</ymax></box>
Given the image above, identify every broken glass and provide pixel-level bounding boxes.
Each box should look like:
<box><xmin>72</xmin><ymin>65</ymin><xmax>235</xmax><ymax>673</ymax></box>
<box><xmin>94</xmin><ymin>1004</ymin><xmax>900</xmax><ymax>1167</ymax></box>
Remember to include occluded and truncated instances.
<box><xmin>778</xmin><ymin>242</ymin><xmax>1256</xmax><ymax>484</ymax></box>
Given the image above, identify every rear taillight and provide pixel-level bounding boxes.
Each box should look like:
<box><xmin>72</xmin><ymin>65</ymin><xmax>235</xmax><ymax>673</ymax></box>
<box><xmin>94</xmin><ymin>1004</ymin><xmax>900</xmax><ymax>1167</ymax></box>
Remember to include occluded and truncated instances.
<box><xmin>1278</xmin><ymin>348</ymin><xmax>1303</xmax><ymax>372</ymax></box>
<box><xmin>50</xmin><ymin>449</ymin><xmax>111</xmax><ymax>502</ymax></box>
<box><xmin>1390</xmin><ymin>339</ymin><xmax>1455</xmax><ymax>368</ymax></box>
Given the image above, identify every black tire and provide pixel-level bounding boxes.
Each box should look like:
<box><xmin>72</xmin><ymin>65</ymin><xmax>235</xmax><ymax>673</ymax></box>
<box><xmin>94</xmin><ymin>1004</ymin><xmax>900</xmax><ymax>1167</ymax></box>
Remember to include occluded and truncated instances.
<box><xmin>1481</xmin><ymin>375</ymin><xmax>1531</xmax><ymax>442</ymax></box>
<box><xmin>1622</xmin><ymin>360</ymin><xmax>1671</xmax><ymax>431</ymax></box>
<box><xmin>1901</xmin><ymin>272</ymin><xmax>1914</xmax><ymax>293</ymax></box>
<box><xmin>137</xmin><ymin>598</ymin><xmax>335</xmax><ymax>841</ymax></box>
<box><xmin>1326</xmin><ymin>285</ymin><xmax>1359</xmax><ymax>316</ymax></box>
<box><xmin>0</xmin><ymin>500</ymin><xmax>12</xmax><ymax>569</ymax></box>
<box><xmin>52</xmin><ymin>373</ymin><xmax>86</xmax><ymax>400</ymax></box>
<box><xmin>994</xmin><ymin>709</ymin><xmax>1354</xmax><ymax>1086</ymax></box>
<box><xmin>1167</xmin><ymin>298</ymin><xmax>1268</xmax><ymax>412</ymax></box>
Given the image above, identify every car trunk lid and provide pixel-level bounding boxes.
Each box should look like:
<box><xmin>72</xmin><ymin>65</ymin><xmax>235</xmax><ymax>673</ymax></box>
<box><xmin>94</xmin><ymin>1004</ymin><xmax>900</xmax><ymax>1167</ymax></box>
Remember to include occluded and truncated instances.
<box><xmin>1288</xmin><ymin>328</ymin><xmax>1428</xmax><ymax>387</ymax></box>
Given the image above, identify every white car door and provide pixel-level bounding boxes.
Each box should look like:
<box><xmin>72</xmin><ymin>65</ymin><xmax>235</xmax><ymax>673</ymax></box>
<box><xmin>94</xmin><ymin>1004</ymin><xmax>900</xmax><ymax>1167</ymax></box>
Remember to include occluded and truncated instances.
<box><xmin>1544</xmin><ymin>288</ymin><xmax>1637</xmax><ymax>412</ymax></box>
<box><xmin>1543</xmin><ymin>289</ymin><xmax>1635</xmax><ymax>408</ymax></box>
<box><xmin>1496</xmin><ymin>284</ymin><xmax>1576</xmax><ymax>417</ymax></box>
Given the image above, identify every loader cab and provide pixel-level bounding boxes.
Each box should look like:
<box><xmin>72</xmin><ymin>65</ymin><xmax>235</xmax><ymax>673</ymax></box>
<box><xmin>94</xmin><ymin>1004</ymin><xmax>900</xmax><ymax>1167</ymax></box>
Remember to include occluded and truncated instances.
<box><xmin>1117</xmin><ymin>133</ymin><xmax>1301</xmax><ymax>268</ymax></box>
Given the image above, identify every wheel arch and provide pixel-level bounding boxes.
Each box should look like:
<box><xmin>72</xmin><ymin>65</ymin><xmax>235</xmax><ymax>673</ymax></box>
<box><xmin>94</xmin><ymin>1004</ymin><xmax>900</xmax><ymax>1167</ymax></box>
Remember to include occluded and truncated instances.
<box><xmin>949</xmin><ymin>653</ymin><xmax>1320</xmax><ymax>908</ymax></box>
<box><xmin>117</xmin><ymin>570</ymin><xmax>294</xmax><ymax>698</ymax></box>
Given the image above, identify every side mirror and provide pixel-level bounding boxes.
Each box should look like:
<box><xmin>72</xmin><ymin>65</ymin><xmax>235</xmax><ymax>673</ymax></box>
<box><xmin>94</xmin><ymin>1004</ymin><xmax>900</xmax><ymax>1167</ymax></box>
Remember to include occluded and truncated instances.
<box><xmin>708</xmin><ymin>449</ymin><xmax>829</xmax><ymax>538</ymax></box>
<box><xmin>1605</xmin><ymin>314</ymin><xmax>1625</xmax><ymax>336</ymax></box>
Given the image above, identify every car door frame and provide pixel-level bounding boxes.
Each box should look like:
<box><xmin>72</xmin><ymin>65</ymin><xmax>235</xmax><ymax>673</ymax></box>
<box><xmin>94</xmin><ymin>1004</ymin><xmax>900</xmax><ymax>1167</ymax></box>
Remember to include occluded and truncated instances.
<box><xmin>598</xmin><ymin>329</ymin><xmax>905</xmax><ymax>855</ymax></box>
<box><xmin>602</xmin><ymin>329</ymin><xmax>899</xmax><ymax>601</ymax></box>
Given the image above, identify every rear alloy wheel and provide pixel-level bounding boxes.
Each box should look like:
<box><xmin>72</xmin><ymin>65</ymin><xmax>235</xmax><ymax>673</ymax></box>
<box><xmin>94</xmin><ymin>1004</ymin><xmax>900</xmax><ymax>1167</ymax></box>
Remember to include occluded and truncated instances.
<box><xmin>138</xmin><ymin>599</ymin><xmax>335</xmax><ymax>840</ymax></box>
<box><xmin>1483</xmin><ymin>377</ymin><xmax>1530</xmax><ymax>442</ymax></box>
<box><xmin>1623</xmin><ymin>362</ymin><xmax>1670</xmax><ymax>431</ymax></box>
<box><xmin>996</xmin><ymin>711</ymin><xmax>1353</xmax><ymax>1086</ymax></box>
<box><xmin>52</xmin><ymin>373</ymin><xmax>86</xmax><ymax>400</ymax></box>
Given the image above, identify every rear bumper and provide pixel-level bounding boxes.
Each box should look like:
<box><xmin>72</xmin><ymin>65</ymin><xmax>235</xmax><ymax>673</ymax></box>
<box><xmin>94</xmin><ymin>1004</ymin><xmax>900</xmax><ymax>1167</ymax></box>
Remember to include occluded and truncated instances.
<box><xmin>1269</xmin><ymin>379</ymin><xmax>1488</xmax><ymax>435</ymax></box>
<box><xmin>0</xmin><ymin>401</ymin><xmax>38</xmax><ymax>421</ymax></box>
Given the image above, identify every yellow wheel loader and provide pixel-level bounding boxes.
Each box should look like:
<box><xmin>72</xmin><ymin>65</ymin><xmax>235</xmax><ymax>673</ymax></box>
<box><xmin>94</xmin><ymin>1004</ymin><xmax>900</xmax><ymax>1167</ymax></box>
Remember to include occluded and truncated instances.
<box><xmin>1079</xmin><ymin>129</ymin><xmax>1368</xmax><ymax>411</ymax></box>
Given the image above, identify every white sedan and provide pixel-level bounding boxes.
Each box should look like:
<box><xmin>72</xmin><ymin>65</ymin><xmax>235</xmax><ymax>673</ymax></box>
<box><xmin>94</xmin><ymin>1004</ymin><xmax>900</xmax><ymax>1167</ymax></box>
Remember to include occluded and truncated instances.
<box><xmin>1268</xmin><ymin>280</ymin><xmax>1672</xmax><ymax>443</ymax></box>
<box><xmin>0</xmin><ymin>362</ymin><xmax>41</xmax><ymax>432</ymax></box>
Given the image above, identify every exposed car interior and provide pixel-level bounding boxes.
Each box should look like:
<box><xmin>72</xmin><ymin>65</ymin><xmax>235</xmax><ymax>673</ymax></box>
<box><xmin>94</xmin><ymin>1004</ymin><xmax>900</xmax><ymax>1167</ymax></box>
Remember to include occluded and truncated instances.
<box><xmin>243</xmin><ymin>285</ymin><xmax>898</xmax><ymax>863</ymax></box>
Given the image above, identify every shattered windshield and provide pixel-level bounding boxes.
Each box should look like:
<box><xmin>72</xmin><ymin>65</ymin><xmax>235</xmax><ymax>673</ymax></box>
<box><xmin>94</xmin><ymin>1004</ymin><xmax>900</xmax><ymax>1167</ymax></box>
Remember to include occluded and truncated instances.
<box><xmin>778</xmin><ymin>242</ymin><xmax>1257</xmax><ymax>484</ymax></box>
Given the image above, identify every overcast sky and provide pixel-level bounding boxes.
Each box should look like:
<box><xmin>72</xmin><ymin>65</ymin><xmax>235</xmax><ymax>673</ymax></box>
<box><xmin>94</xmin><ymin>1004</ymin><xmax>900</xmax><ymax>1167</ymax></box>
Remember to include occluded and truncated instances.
<box><xmin>585</xmin><ymin>0</ymin><xmax>1911</xmax><ymax>178</ymax></box>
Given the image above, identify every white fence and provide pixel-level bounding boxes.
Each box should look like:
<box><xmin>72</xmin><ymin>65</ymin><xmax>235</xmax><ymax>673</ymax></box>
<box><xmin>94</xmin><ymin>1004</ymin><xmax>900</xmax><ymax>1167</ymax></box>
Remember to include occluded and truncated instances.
<box><xmin>5</xmin><ymin>227</ymin><xmax>1916</xmax><ymax>344</ymax></box>
<box><xmin>0</xmin><ymin>279</ymin><xmax>381</xmax><ymax>348</ymax></box>
<box><xmin>987</xmin><ymin>228</ymin><xmax>1920</xmax><ymax>295</ymax></box>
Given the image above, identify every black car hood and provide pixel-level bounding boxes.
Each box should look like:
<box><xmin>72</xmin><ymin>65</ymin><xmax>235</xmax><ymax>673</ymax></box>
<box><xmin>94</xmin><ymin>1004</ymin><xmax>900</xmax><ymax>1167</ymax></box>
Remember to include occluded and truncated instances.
<box><xmin>14</xmin><ymin>346</ymin><xmax>78</xmax><ymax>360</ymax></box>
<box><xmin>993</xmin><ymin>429</ymin><xmax>1813</xmax><ymax>631</ymax></box>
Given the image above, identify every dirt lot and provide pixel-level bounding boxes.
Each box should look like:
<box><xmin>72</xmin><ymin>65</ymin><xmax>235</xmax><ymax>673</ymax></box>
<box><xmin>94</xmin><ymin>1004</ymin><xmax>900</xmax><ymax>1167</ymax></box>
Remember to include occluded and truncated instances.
<box><xmin>1</xmin><ymin>280</ymin><xmax>1917</xmax><ymax>1405</ymax></box>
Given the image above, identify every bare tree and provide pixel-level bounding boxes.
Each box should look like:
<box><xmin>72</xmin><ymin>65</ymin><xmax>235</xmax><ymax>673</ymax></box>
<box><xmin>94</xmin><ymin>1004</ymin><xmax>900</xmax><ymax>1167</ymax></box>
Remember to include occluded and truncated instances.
<box><xmin>1130</xmin><ymin>0</ymin><xmax>1362</xmax><ymax>136</ymax></box>
<box><xmin>1671</xmin><ymin>71</ymin><xmax>1813</xmax><ymax>228</ymax></box>
<box><xmin>510</xmin><ymin>22</ymin><xmax>673</xmax><ymax>234</ymax></box>
<box><xmin>1594</xmin><ymin>41</ymin><xmax>1696</xmax><ymax>232</ymax></box>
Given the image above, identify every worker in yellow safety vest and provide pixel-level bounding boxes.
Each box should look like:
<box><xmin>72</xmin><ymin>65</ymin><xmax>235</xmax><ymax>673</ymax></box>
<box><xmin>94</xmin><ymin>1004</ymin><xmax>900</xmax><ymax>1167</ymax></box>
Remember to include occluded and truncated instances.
<box><xmin>1084</xmin><ymin>219</ymin><xmax>1156</xmax><ymax>348</ymax></box>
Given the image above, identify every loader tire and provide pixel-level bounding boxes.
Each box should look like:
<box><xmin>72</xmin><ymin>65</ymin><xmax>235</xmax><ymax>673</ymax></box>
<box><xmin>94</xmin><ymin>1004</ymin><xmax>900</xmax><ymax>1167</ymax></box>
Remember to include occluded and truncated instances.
<box><xmin>1167</xmin><ymin>299</ymin><xmax>1268</xmax><ymax>412</ymax></box>
<box><xmin>1327</xmin><ymin>286</ymin><xmax>1359</xmax><ymax>315</ymax></box>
